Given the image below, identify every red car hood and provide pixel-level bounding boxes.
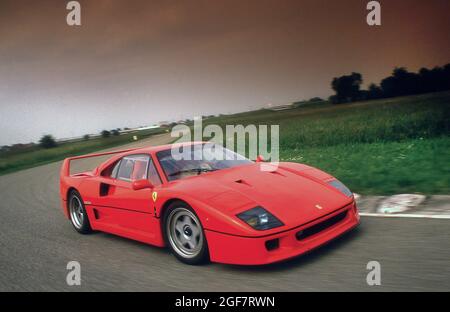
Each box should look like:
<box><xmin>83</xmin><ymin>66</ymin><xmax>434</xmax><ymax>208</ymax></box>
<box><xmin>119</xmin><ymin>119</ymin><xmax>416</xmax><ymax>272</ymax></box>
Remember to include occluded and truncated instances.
<box><xmin>174</xmin><ymin>163</ymin><xmax>353</xmax><ymax>228</ymax></box>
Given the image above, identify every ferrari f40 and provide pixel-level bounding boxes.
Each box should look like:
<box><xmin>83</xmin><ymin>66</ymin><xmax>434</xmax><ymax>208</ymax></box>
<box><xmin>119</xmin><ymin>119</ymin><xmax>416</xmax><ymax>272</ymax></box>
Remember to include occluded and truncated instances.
<box><xmin>60</xmin><ymin>142</ymin><xmax>359</xmax><ymax>265</ymax></box>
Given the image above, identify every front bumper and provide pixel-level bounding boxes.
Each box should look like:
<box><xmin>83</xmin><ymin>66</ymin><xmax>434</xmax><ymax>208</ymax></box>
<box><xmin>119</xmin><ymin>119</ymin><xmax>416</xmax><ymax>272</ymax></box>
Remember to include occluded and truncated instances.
<box><xmin>205</xmin><ymin>202</ymin><xmax>360</xmax><ymax>265</ymax></box>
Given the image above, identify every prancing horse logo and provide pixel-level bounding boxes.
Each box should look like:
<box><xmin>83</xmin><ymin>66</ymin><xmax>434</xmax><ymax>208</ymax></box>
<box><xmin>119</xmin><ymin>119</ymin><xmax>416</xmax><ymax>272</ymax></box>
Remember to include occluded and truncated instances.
<box><xmin>315</xmin><ymin>204</ymin><xmax>323</xmax><ymax>210</ymax></box>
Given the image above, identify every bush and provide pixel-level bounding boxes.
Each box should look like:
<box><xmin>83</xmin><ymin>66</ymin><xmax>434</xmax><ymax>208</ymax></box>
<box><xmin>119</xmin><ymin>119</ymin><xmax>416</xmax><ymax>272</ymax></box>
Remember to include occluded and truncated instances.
<box><xmin>111</xmin><ymin>129</ymin><xmax>120</xmax><ymax>136</ymax></box>
<box><xmin>39</xmin><ymin>135</ymin><xmax>57</xmax><ymax>149</ymax></box>
<box><xmin>83</xmin><ymin>134</ymin><xmax>90</xmax><ymax>140</ymax></box>
<box><xmin>101</xmin><ymin>130</ymin><xmax>111</xmax><ymax>138</ymax></box>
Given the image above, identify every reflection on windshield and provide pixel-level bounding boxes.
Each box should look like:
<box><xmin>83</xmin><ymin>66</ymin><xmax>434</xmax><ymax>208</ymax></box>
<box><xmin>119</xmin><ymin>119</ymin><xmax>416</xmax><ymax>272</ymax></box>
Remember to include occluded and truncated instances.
<box><xmin>156</xmin><ymin>144</ymin><xmax>252</xmax><ymax>181</ymax></box>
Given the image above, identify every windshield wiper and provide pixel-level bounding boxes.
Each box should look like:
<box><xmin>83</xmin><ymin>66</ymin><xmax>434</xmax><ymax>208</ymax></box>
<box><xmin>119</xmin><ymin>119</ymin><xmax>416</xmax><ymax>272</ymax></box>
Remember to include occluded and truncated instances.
<box><xmin>168</xmin><ymin>168</ymin><xmax>218</xmax><ymax>177</ymax></box>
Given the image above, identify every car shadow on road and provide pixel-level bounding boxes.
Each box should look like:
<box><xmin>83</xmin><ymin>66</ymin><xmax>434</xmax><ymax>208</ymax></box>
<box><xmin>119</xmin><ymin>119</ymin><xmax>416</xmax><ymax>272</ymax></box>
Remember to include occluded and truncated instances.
<box><xmin>218</xmin><ymin>226</ymin><xmax>364</xmax><ymax>273</ymax></box>
<box><xmin>95</xmin><ymin>232</ymin><xmax>171</xmax><ymax>256</ymax></box>
<box><xmin>86</xmin><ymin>222</ymin><xmax>363</xmax><ymax>272</ymax></box>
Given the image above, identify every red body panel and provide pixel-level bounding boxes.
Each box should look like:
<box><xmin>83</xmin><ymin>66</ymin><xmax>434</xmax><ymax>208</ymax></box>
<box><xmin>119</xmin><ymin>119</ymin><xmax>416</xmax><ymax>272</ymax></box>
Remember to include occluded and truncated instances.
<box><xmin>206</xmin><ymin>203</ymin><xmax>359</xmax><ymax>265</ymax></box>
<box><xmin>59</xmin><ymin>142</ymin><xmax>360</xmax><ymax>265</ymax></box>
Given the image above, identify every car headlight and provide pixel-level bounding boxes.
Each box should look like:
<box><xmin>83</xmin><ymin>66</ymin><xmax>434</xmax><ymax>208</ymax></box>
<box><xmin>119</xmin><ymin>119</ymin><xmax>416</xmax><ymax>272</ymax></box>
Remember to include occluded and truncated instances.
<box><xmin>328</xmin><ymin>179</ymin><xmax>352</xmax><ymax>197</ymax></box>
<box><xmin>237</xmin><ymin>207</ymin><xmax>283</xmax><ymax>230</ymax></box>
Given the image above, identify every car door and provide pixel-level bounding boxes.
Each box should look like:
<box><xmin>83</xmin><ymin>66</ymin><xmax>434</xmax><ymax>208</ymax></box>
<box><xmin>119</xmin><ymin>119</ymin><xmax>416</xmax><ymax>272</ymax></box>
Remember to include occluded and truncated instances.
<box><xmin>92</xmin><ymin>154</ymin><xmax>160</xmax><ymax>243</ymax></box>
<box><xmin>109</xmin><ymin>154</ymin><xmax>153</xmax><ymax>214</ymax></box>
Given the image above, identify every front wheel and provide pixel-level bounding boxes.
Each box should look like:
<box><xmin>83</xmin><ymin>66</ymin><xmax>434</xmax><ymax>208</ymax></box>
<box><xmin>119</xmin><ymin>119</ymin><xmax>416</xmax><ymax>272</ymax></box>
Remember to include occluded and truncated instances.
<box><xmin>68</xmin><ymin>190</ymin><xmax>92</xmax><ymax>234</ymax></box>
<box><xmin>164</xmin><ymin>202</ymin><xmax>209</xmax><ymax>265</ymax></box>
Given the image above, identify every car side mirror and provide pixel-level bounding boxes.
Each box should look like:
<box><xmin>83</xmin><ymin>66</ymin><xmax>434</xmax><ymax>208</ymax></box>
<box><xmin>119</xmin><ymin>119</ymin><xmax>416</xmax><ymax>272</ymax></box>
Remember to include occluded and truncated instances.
<box><xmin>256</xmin><ymin>155</ymin><xmax>265</xmax><ymax>162</ymax></box>
<box><xmin>132</xmin><ymin>179</ymin><xmax>154</xmax><ymax>191</ymax></box>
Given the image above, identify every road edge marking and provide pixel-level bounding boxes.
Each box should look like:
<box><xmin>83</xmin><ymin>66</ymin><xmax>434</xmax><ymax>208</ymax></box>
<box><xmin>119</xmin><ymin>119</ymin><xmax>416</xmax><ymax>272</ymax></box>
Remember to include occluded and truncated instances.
<box><xmin>359</xmin><ymin>212</ymin><xmax>450</xmax><ymax>219</ymax></box>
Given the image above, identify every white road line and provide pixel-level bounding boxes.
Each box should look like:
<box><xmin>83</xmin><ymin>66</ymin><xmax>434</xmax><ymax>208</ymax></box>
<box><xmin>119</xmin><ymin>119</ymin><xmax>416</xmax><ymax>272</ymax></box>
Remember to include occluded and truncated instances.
<box><xmin>359</xmin><ymin>212</ymin><xmax>450</xmax><ymax>219</ymax></box>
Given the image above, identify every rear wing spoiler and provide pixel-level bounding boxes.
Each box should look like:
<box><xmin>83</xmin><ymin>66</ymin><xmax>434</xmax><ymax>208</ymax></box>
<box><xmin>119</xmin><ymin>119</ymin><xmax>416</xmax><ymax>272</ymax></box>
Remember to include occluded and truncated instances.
<box><xmin>60</xmin><ymin>148</ymin><xmax>140</xmax><ymax>177</ymax></box>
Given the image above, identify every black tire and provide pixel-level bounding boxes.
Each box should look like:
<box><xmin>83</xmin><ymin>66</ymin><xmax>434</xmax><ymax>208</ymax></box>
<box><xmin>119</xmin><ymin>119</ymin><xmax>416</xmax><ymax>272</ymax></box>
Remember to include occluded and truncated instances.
<box><xmin>68</xmin><ymin>190</ymin><xmax>92</xmax><ymax>234</ymax></box>
<box><xmin>163</xmin><ymin>201</ymin><xmax>209</xmax><ymax>265</ymax></box>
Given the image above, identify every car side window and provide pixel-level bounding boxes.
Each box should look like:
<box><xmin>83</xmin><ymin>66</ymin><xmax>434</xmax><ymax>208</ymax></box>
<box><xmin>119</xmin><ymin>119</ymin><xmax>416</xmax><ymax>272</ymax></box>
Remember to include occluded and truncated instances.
<box><xmin>110</xmin><ymin>160</ymin><xmax>121</xmax><ymax>178</ymax></box>
<box><xmin>148</xmin><ymin>157</ymin><xmax>162</xmax><ymax>186</ymax></box>
<box><xmin>117</xmin><ymin>155</ymin><xmax>150</xmax><ymax>182</ymax></box>
<box><xmin>100</xmin><ymin>159</ymin><xmax>121</xmax><ymax>178</ymax></box>
<box><xmin>117</xmin><ymin>159</ymin><xmax>134</xmax><ymax>181</ymax></box>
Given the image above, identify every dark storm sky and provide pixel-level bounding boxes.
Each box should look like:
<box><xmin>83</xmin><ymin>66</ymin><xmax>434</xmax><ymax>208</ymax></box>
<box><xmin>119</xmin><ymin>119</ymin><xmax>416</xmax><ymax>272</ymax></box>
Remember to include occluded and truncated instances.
<box><xmin>0</xmin><ymin>0</ymin><xmax>449</xmax><ymax>145</ymax></box>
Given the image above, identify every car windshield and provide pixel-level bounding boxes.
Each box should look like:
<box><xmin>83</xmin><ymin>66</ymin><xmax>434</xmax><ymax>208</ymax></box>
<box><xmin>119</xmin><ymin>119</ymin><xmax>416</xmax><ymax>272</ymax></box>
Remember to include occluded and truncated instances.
<box><xmin>156</xmin><ymin>143</ymin><xmax>252</xmax><ymax>181</ymax></box>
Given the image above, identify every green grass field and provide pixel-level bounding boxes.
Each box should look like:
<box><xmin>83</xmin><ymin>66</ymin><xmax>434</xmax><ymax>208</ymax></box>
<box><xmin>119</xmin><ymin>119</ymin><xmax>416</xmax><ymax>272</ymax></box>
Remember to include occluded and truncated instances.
<box><xmin>0</xmin><ymin>128</ymin><xmax>167</xmax><ymax>175</ymax></box>
<box><xmin>203</xmin><ymin>92</ymin><xmax>450</xmax><ymax>195</ymax></box>
<box><xmin>1</xmin><ymin>92</ymin><xmax>449</xmax><ymax>194</ymax></box>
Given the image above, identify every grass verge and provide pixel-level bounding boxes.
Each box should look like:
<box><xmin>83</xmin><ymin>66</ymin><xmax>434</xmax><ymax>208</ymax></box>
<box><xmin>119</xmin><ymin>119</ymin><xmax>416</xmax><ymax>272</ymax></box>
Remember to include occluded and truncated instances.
<box><xmin>281</xmin><ymin>137</ymin><xmax>450</xmax><ymax>195</ymax></box>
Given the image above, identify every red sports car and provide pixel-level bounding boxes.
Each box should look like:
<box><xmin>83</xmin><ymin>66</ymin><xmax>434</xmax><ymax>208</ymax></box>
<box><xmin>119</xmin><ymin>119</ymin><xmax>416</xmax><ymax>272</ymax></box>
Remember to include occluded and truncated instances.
<box><xmin>60</xmin><ymin>142</ymin><xmax>359</xmax><ymax>265</ymax></box>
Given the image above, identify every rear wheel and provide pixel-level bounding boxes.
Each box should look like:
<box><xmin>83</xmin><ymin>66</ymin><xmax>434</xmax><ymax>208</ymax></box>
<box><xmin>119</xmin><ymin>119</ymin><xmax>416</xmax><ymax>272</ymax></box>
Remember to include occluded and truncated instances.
<box><xmin>68</xmin><ymin>190</ymin><xmax>92</xmax><ymax>234</ymax></box>
<box><xmin>164</xmin><ymin>201</ymin><xmax>209</xmax><ymax>265</ymax></box>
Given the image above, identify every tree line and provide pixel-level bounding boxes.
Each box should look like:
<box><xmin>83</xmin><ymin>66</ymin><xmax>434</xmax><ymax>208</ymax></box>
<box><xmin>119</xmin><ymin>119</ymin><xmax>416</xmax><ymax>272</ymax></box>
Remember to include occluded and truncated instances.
<box><xmin>0</xmin><ymin>128</ymin><xmax>123</xmax><ymax>152</ymax></box>
<box><xmin>38</xmin><ymin>128</ymin><xmax>122</xmax><ymax>149</ymax></box>
<box><xmin>330</xmin><ymin>63</ymin><xmax>450</xmax><ymax>104</ymax></box>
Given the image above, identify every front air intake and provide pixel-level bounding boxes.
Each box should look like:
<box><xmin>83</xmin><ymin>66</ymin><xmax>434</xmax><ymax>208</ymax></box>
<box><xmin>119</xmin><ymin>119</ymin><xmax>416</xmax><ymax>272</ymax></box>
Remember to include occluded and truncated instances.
<box><xmin>296</xmin><ymin>210</ymin><xmax>348</xmax><ymax>240</ymax></box>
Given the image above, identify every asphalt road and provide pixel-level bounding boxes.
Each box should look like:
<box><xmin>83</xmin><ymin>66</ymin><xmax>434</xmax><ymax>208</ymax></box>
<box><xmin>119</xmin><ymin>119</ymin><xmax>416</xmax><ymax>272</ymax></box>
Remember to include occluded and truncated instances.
<box><xmin>0</xmin><ymin>134</ymin><xmax>449</xmax><ymax>291</ymax></box>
